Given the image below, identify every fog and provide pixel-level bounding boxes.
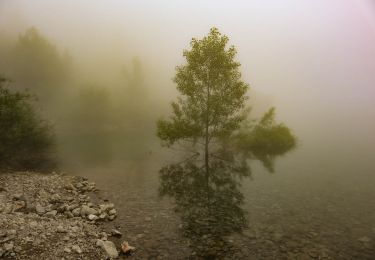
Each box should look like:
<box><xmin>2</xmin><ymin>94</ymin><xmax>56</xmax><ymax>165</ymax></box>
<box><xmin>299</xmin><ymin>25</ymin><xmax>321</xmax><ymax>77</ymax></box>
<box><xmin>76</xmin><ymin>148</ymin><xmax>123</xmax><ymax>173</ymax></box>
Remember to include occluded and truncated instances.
<box><xmin>1</xmin><ymin>1</ymin><xmax>375</xmax><ymax>258</ymax></box>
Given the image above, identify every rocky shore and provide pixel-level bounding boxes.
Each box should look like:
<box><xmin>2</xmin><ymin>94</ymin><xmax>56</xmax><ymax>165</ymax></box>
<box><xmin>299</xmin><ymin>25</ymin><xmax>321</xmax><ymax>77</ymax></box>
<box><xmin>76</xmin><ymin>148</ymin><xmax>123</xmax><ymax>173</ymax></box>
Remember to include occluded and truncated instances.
<box><xmin>0</xmin><ymin>171</ymin><xmax>133</xmax><ymax>259</ymax></box>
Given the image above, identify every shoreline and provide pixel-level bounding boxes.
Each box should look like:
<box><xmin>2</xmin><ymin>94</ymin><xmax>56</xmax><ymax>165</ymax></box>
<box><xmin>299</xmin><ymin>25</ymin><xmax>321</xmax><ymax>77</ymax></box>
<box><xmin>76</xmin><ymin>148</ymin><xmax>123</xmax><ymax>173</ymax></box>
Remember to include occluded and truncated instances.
<box><xmin>0</xmin><ymin>171</ymin><xmax>132</xmax><ymax>259</ymax></box>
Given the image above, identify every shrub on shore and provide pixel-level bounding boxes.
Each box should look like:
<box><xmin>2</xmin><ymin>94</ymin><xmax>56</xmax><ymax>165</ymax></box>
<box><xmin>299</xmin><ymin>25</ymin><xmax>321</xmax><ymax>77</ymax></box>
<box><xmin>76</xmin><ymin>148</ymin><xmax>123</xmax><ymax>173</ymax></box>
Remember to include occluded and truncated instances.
<box><xmin>0</xmin><ymin>75</ymin><xmax>54</xmax><ymax>170</ymax></box>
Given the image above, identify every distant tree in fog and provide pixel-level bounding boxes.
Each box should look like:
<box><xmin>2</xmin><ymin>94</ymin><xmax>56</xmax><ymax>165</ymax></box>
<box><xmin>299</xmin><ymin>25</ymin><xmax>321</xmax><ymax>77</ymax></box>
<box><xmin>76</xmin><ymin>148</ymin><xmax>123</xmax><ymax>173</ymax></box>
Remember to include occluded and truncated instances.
<box><xmin>119</xmin><ymin>57</ymin><xmax>156</xmax><ymax>159</ymax></box>
<box><xmin>123</xmin><ymin>56</ymin><xmax>145</xmax><ymax>96</ymax></box>
<box><xmin>157</xmin><ymin>27</ymin><xmax>297</xmax><ymax>177</ymax></box>
<box><xmin>63</xmin><ymin>85</ymin><xmax>114</xmax><ymax>164</ymax></box>
<box><xmin>10</xmin><ymin>27</ymin><xmax>71</xmax><ymax>103</ymax></box>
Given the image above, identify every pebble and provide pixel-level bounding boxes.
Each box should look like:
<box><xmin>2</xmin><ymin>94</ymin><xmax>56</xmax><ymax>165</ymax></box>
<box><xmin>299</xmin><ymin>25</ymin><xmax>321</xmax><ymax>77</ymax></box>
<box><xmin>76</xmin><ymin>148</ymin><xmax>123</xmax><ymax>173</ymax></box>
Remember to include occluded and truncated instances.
<box><xmin>57</xmin><ymin>225</ymin><xmax>67</xmax><ymax>233</ymax></box>
<box><xmin>72</xmin><ymin>245</ymin><xmax>82</xmax><ymax>254</ymax></box>
<box><xmin>108</xmin><ymin>209</ymin><xmax>117</xmax><ymax>216</ymax></box>
<box><xmin>4</xmin><ymin>242</ymin><xmax>14</xmax><ymax>251</ymax></box>
<box><xmin>7</xmin><ymin>230</ymin><xmax>17</xmax><ymax>236</ymax></box>
<box><xmin>72</xmin><ymin>208</ymin><xmax>81</xmax><ymax>216</ymax></box>
<box><xmin>35</xmin><ymin>204</ymin><xmax>46</xmax><ymax>215</ymax></box>
<box><xmin>45</xmin><ymin>210</ymin><xmax>57</xmax><ymax>217</ymax></box>
<box><xmin>50</xmin><ymin>194</ymin><xmax>61</xmax><ymax>203</ymax></box>
<box><xmin>88</xmin><ymin>214</ymin><xmax>98</xmax><ymax>220</ymax></box>
<box><xmin>111</xmin><ymin>229</ymin><xmax>122</xmax><ymax>237</ymax></box>
<box><xmin>81</xmin><ymin>205</ymin><xmax>98</xmax><ymax>216</ymax></box>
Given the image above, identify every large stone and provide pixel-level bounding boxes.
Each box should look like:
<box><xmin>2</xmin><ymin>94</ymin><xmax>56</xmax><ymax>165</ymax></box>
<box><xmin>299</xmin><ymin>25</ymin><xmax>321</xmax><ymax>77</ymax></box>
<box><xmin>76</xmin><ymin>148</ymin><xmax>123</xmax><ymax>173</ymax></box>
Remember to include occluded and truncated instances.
<box><xmin>97</xmin><ymin>240</ymin><xmax>118</xmax><ymax>259</ymax></box>
<box><xmin>50</xmin><ymin>194</ymin><xmax>61</xmax><ymax>203</ymax></box>
<box><xmin>72</xmin><ymin>245</ymin><xmax>82</xmax><ymax>254</ymax></box>
<box><xmin>67</xmin><ymin>204</ymin><xmax>79</xmax><ymax>211</ymax></box>
<box><xmin>12</xmin><ymin>193</ymin><xmax>25</xmax><ymax>201</ymax></box>
<box><xmin>4</xmin><ymin>242</ymin><xmax>14</xmax><ymax>251</ymax></box>
<box><xmin>88</xmin><ymin>214</ymin><xmax>98</xmax><ymax>221</ymax></box>
<box><xmin>29</xmin><ymin>221</ymin><xmax>38</xmax><ymax>229</ymax></box>
<box><xmin>45</xmin><ymin>210</ymin><xmax>57</xmax><ymax>217</ymax></box>
<box><xmin>64</xmin><ymin>183</ymin><xmax>76</xmax><ymax>190</ymax></box>
<box><xmin>99</xmin><ymin>203</ymin><xmax>114</xmax><ymax>213</ymax></box>
<box><xmin>108</xmin><ymin>209</ymin><xmax>117</xmax><ymax>216</ymax></box>
<box><xmin>35</xmin><ymin>204</ymin><xmax>46</xmax><ymax>215</ymax></box>
<box><xmin>7</xmin><ymin>230</ymin><xmax>17</xmax><ymax>236</ymax></box>
<box><xmin>80</xmin><ymin>205</ymin><xmax>98</xmax><ymax>216</ymax></box>
<box><xmin>57</xmin><ymin>225</ymin><xmax>67</xmax><ymax>233</ymax></box>
<box><xmin>111</xmin><ymin>229</ymin><xmax>122</xmax><ymax>237</ymax></box>
<box><xmin>72</xmin><ymin>207</ymin><xmax>81</xmax><ymax>217</ymax></box>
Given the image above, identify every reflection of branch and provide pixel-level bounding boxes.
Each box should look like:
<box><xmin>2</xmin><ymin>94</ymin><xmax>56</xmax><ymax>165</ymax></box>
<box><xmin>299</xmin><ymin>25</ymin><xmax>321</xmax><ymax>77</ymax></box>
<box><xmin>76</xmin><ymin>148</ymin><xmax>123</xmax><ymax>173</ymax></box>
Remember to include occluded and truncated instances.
<box><xmin>175</xmin><ymin>152</ymin><xmax>200</xmax><ymax>165</ymax></box>
<box><xmin>211</xmin><ymin>154</ymin><xmax>233</xmax><ymax>163</ymax></box>
<box><xmin>170</xmin><ymin>141</ymin><xmax>195</xmax><ymax>153</ymax></box>
<box><xmin>170</xmin><ymin>139</ymin><xmax>204</xmax><ymax>154</ymax></box>
<box><xmin>180</xmin><ymin>139</ymin><xmax>205</xmax><ymax>146</ymax></box>
<box><xmin>211</xmin><ymin>153</ymin><xmax>251</xmax><ymax>177</ymax></box>
<box><xmin>169</xmin><ymin>146</ymin><xmax>195</xmax><ymax>154</ymax></box>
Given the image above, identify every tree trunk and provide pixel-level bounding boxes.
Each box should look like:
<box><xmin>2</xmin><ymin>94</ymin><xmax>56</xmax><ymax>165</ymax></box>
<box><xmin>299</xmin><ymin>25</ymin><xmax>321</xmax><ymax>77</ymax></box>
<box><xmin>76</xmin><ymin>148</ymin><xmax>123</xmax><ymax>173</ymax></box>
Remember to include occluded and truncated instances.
<box><xmin>205</xmin><ymin>84</ymin><xmax>210</xmax><ymax>188</ymax></box>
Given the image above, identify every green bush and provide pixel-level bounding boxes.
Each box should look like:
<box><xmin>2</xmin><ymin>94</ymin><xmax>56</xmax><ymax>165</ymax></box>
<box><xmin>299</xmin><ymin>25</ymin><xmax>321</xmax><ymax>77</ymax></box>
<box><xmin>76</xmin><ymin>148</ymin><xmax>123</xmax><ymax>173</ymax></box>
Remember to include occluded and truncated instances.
<box><xmin>0</xmin><ymin>76</ymin><xmax>54</xmax><ymax>170</ymax></box>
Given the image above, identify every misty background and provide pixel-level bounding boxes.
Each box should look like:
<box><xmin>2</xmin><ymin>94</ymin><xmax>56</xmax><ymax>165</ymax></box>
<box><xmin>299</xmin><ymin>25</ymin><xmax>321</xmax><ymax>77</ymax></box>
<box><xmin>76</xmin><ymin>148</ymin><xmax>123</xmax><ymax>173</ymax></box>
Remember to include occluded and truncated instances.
<box><xmin>1</xmin><ymin>0</ymin><xmax>375</xmax><ymax>258</ymax></box>
<box><xmin>1</xmin><ymin>0</ymin><xmax>374</xmax><ymax>177</ymax></box>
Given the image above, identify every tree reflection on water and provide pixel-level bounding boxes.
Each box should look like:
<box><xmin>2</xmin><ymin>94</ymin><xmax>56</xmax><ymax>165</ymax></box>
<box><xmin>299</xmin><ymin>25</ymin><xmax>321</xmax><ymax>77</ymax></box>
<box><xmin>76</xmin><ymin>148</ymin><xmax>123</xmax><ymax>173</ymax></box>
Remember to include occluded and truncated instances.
<box><xmin>159</xmin><ymin>162</ymin><xmax>248</xmax><ymax>258</ymax></box>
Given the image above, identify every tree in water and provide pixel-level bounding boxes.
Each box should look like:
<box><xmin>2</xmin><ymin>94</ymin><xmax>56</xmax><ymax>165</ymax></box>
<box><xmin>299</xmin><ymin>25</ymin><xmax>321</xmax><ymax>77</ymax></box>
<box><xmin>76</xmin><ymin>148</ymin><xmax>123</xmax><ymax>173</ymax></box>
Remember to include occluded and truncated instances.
<box><xmin>157</xmin><ymin>28</ymin><xmax>296</xmax><ymax>257</ymax></box>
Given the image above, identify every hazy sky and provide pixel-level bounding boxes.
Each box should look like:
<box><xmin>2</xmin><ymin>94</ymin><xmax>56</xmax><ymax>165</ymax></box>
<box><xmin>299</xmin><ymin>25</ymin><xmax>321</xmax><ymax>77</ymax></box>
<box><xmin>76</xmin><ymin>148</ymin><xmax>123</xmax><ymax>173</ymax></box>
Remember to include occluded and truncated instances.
<box><xmin>1</xmin><ymin>0</ymin><xmax>374</xmax><ymax>163</ymax></box>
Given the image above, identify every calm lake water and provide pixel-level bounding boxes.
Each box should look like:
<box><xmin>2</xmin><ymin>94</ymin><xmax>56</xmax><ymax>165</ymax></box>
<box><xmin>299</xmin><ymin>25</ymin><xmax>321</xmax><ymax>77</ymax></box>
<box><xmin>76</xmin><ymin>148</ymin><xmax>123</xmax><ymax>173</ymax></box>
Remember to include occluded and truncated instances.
<box><xmin>69</xmin><ymin>145</ymin><xmax>375</xmax><ymax>259</ymax></box>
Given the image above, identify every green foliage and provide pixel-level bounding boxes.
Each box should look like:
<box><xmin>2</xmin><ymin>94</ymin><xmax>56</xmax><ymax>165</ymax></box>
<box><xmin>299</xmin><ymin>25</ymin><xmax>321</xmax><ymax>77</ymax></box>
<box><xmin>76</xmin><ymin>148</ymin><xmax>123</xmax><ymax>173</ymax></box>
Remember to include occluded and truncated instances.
<box><xmin>234</xmin><ymin>107</ymin><xmax>297</xmax><ymax>172</ymax></box>
<box><xmin>0</xmin><ymin>76</ymin><xmax>54</xmax><ymax>170</ymax></box>
<box><xmin>158</xmin><ymin>27</ymin><xmax>248</xmax><ymax>147</ymax></box>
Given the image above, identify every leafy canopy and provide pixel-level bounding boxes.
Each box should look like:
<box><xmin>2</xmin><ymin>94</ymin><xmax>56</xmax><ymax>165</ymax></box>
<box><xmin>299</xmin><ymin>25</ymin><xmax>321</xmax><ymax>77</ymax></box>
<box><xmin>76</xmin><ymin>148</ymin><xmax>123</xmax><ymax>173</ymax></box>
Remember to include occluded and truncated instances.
<box><xmin>158</xmin><ymin>27</ymin><xmax>248</xmax><ymax>146</ymax></box>
<box><xmin>157</xmin><ymin>27</ymin><xmax>296</xmax><ymax>175</ymax></box>
<box><xmin>11</xmin><ymin>27</ymin><xmax>71</xmax><ymax>103</ymax></box>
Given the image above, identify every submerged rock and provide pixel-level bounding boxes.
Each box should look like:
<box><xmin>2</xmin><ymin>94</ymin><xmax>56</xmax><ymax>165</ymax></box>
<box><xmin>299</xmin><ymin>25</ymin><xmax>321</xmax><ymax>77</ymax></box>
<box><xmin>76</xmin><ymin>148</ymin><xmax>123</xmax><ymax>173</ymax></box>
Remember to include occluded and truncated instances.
<box><xmin>358</xmin><ymin>236</ymin><xmax>371</xmax><ymax>243</ymax></box>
